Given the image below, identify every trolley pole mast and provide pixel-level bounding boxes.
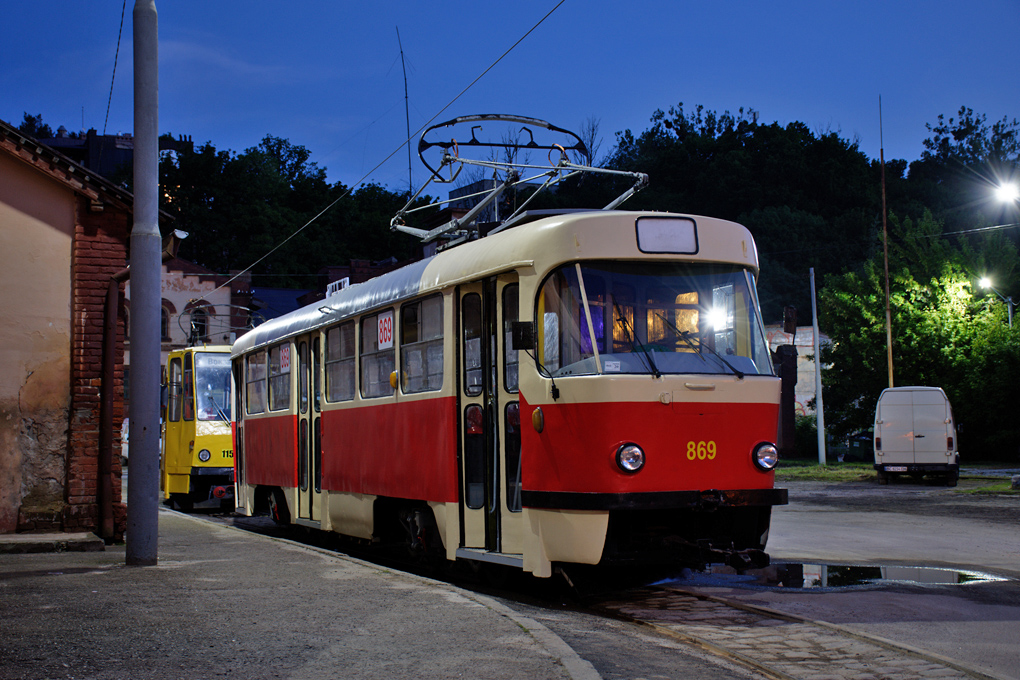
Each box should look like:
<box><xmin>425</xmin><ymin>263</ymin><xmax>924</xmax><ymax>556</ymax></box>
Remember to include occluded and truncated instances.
<box><xmin>127</xmin><ymin>0</ymin><xmax>160</xmax><ymax>566</ymax></box>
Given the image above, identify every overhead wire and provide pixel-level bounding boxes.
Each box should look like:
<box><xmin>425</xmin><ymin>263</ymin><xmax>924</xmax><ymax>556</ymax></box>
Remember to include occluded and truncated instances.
<box><xmin>103</xmin><ymin>0</ymin><xmax>127</xmax><ymax>135</ymax></box>
<box><xmin>208</xmin><ymin>0</ymin><xmax>568</xmax><ymax>298</ymax></box>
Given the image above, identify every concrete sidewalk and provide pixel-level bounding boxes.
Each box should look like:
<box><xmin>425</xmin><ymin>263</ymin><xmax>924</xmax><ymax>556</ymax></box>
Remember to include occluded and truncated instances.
<box><xmin>0</xmin><ymin>511</ymin><xmax>597</xmax><ymax>680</ymax></box>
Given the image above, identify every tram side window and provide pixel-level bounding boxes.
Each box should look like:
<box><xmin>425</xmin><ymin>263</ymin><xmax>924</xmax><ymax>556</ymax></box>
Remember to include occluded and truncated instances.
<box><xmin>361</xmin><ymin>311</ymin><xmax>395</xmax><ymax>398</ymax></box>
<box><xmin>182</xmin><ymin>352</ymin><xmax>195</xmax><ymax>421</ymax></box>
<box><xmin>401</xmin><ymin>295</ymin><xmax>444</xmax><ymax>394</ymax></box>
<box><xmin>168</xmin><ymin>357</ymin><xmax>183</xmax><ymax>422</ymax></box>
<box><xmin>268</xmin><ymin>343</ymin><xmax>291</xmax><ymax>411</ymax></box>
<box><xmin>246</xmin><ymin>351</ymin><xmax>266</xmax><ymax>414</ymax></box>
<box><xmin>462</xmin><ymin>294</ymin><xmax>483</xmax><ymax>396</ymax></box>
<box><xmin>325</xmin><ymin>322</ymin><xmax>356</xmax><ymax>402</ymax></box>
<box><xmin>537</xmin><ymin>267</ymin><xmax>592</xmax><ymax>374</ymax></box>
<box><xmin>503</xmin><ymin>284</ymin><xmax>519</xmax><ymax>393</ymax></box>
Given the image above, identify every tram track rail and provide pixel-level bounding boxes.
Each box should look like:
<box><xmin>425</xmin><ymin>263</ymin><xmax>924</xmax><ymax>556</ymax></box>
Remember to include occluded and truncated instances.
<box><xmin>591</xmin><ymin>585</ymin><xmax>1008</xmax><ymax>680</ymax></box>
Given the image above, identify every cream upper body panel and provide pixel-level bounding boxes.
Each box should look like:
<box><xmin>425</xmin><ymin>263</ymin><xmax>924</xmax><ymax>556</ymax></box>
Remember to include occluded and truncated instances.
<box><xmin>418</xmin><ymin>211</ymin><xmax>759</xmax><ymax>294</ymax></box>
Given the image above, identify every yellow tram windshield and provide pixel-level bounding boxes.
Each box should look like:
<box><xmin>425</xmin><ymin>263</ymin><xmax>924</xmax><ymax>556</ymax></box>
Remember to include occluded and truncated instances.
<box><xmin>194</xmin><ymin>352</ymin><xmax>232</xmax><ymax>422</ymax></box>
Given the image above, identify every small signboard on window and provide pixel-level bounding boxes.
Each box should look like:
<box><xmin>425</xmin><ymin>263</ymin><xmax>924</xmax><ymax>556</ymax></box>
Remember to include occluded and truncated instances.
<box><xmin>378</xmin><ymin>310</ymin><xmax>394</xmax><ymax>350</ymax></box>
<box><xmin>636</xmin><ymin>217</ymin><xmax>698</xmax><ymax>254</ymax></box>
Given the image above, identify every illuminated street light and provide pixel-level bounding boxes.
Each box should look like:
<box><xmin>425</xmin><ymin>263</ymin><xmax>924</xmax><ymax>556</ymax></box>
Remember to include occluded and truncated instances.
<box><xmin>980</xmin><ymin>277</ymin><xmax>1014</xmax><ymax>328</ymax></box>
<box><xmin>994</xmin><ymin>182</ymin><xmax>1020</xmax><ymax>204</ymax></box>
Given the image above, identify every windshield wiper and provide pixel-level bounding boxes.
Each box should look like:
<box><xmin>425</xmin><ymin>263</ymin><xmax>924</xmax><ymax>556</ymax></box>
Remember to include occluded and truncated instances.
<box><xmin>208</xmin><ymin>395</ymin><xmax>230</xmax><ymax>422</ymax></box>
<box><xmin>655</xmin><ymin>312</ymin><xmax>745</xmax><ymax>379</ymax></box>
<box><xmin>614</xmin><ymin>303</ymin><xmax>661</xmax><ymax>378</ymax></box>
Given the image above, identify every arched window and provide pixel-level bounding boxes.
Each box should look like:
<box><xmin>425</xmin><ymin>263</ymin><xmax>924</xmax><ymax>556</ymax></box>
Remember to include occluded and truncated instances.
<box><xmin>191</xmin><ymin>308</ymin><xmax>208</xmax><ymax>343</ymax></box>
<box><xmin>161</xmin><ymin>306</ymin><xmax>171</xmax><ymax>340</ymax></box>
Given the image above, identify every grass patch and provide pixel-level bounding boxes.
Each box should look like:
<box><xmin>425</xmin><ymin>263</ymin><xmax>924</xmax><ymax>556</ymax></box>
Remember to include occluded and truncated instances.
<box><xmin>775</xmin><ymin>460</ymin><xmax>876</xmax><ymax>483</ymax></box>
<box><xmin>960</xmin><ymin>481</ymin><xmax>1020</xmax><ymax>495</ymax></box>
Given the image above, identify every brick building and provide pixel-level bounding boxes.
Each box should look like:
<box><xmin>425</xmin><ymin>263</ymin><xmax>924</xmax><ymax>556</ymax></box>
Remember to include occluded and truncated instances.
<box><xmin>0</xmin><ymin>118</ymin><xmax>157</xmax><ymax>539</ymax></box>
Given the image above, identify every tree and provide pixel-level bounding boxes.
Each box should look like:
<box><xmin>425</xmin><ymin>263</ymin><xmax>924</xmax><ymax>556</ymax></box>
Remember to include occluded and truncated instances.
<box><xmin>17</xmin><ymin>112</ymin><xmax>53</xmax><ymax>139</ymax></box>
<box><xmin>907</xmin><ymin>106</ymin><xmax>1020</xmax><ymax>233</ymax></box>
<box><xmin>595</xmin><ymin>103</ymin><xmax>879</xmax><ymax>322</ymax></box>
<box><xmin>160</xmin><ymin>136</ymin><xmax>423</xmax><ymax>288</ymax></box>
<box><xmin>819</xmin><ymin>211</ymin><xmax>1020</xmax><ymax>459</ymax></box>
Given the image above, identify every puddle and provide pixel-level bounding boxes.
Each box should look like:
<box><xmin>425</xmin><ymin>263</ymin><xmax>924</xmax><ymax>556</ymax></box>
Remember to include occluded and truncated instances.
<box><xmin>660</xmin><ymin>563</ymin><xmax>1009</xmax><ymax>590</ymax></box>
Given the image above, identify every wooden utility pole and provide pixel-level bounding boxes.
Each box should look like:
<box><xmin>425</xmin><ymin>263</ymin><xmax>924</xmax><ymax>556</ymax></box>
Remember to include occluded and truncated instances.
<box><xmin>880</xmin><ymin>96</ymin><xmax>894</xmax><ymax>388</ymax></box>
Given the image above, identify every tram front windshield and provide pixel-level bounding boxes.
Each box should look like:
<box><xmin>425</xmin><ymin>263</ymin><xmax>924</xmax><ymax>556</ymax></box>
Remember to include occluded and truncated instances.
<box><xmin>195</xmin><ymin>353</ymin><xmax>232</xmax><ymax>421</ymax></box>
<box><xmin>537</xmin><ymin>261</ymin><xmax>774</xmax><ymax>377</ymax></box>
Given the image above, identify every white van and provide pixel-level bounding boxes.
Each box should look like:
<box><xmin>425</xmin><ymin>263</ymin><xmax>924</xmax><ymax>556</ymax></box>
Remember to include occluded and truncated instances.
<box><xmin>873</xmin><ymin>386</ymin><xmax>959</xmax><ymax>486</ymax></box>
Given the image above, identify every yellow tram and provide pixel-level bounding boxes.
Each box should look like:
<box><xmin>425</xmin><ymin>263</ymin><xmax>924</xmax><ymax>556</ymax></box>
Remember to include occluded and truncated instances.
<box><xmin>161</xmin><ymin>345</ymin><xmax>235</xmax><ymax>510</ymax></box>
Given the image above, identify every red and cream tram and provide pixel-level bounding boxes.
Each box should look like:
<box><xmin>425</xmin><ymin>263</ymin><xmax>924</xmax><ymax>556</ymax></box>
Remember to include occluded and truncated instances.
<box><xmin>230</xmin><ymin>209</ymin><xmax>786</xmax><ymax>578</ymax></box>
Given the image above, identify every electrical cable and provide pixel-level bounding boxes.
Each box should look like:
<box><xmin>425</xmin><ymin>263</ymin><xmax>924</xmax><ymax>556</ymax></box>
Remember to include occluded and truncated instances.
<box><xmin>103</xmin><ymin>0</ymin><xmax>127</xmax><ymax>135</ymax></box>
<box><xmin>208</xmin><ymin>0</ymin><xmax>567</xmax><ymax>297</ymax></box>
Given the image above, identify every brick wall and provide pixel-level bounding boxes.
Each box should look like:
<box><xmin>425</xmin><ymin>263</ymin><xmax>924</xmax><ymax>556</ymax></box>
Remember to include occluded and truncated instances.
<box><xmin>65</xmin><ymin>199</ymin><xmax>130</xmax><ymax>539</ymax></box>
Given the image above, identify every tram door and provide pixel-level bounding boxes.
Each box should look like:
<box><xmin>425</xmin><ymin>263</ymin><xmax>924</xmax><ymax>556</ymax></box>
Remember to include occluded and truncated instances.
<box><xmin>459</xmin><ymin>274</ymin><xmax>523</xmax><ymax>554</ymax></box>
<box><xmin>296</xmin><ymin>335</ymin><xmax>322</xmax><ymax>522</ymax></box>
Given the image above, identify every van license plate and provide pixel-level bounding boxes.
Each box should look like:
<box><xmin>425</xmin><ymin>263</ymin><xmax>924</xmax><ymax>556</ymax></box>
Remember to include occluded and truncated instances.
<box><xmin>886</xmin><ymin>466</ymin><xmax>907</xmax><ymax>472</ymax></box>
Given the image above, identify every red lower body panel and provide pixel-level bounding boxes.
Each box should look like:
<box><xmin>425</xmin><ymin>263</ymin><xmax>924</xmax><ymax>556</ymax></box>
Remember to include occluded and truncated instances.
<box><xmin>242</xmin><ymin>415</ymin><xmax>297</xmax><ymax>487</ymax></box>
<box><xmin>320</xmin><ymin>397</ymin><xmax>459</xmax><ymax>503</ymax></box>
<box><xmin>521</xmin><ymin>397</ymin><xmax>779</xmax><ymax>494</ymax></box>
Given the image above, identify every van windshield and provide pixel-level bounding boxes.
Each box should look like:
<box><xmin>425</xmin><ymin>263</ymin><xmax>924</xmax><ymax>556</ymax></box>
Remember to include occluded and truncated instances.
<box><xmin>536</xmin><ymin>261</ymin><xmax>773</xmax><ymax>377</ymax></box>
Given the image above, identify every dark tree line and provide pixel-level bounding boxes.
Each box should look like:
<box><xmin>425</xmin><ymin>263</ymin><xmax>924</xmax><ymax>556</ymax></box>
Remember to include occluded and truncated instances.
<box><xmin>20</xmin><ymin>106</ymin><xmax>1020</xmax><ymax>458</ymax></box>
<box><xmin>549</xmin><ymin>104</ymin><xmax>1020</xmax><ymax>458</ymax></box>
<box><xmin>158</xmin><ymin>135</ymin><xmax>427</xmax><ymax>288</ymax></box>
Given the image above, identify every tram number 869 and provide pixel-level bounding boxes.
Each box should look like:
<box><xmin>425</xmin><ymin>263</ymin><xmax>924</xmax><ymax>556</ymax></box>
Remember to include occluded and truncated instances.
<box><xmin>686</xmin><ymin>441</ymin><xmax>717</xmax><ymax>460</ymax></box>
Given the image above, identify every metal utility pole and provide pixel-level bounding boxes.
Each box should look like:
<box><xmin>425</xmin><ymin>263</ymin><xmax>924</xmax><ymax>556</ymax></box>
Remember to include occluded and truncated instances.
<box><xmin>127</xmin><ymin>0</ymin><xmax>160</xmax><ymax>566</ymax></box>
<box><xmin>810</xmin><ymin>268</ymin><xmax>826</xmax><ymax>465</ymax></box>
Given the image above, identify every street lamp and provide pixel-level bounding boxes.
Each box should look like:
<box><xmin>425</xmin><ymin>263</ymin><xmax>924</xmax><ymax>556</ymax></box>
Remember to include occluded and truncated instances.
<box><xmin>979</xmin><ymin>277</ymin><xmax>1015</xmax><ymax>328</ymax></box>
<box><xmin>994</xmin><ymin>182</ymin><xmax>1020</xmax><ymax>204</ymax></box>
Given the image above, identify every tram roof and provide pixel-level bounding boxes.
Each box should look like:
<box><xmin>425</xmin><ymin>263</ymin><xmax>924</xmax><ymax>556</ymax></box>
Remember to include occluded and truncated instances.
<box><xmin>232</xmin><ymin>210</ymin><xmax>758</xmax><ymax>356</ymax></box>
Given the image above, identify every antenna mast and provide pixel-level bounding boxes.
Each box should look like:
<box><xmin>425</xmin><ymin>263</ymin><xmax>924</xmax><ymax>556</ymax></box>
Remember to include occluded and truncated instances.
<box><xmin>396</xmin><ymin>27</ymin><xmax>412</xmax><ymax>194</ymax></box>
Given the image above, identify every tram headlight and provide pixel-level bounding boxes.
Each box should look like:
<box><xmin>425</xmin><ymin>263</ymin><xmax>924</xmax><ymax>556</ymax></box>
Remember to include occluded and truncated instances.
<box><xmin>198</xmin><ymin>449</ymin><xmax>212</xmax><ymax>463</ymax></box>
<box><xmin>616</xmin><ymin>443</ymin><xmax>645</xmax><ymax>473</ymax></box>
<box><xmin>752</xmin><ymin>442</ymin><xmax>779</xmax><ymax>472</ymax></box>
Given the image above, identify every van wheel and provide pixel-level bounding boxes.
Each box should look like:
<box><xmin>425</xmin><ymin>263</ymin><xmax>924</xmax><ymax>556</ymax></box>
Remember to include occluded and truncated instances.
<box><xmin>946</xmin><ymin>471</ymin><xmax>959</xmax><ymax>487</ymax></box>
<box><xmin>877</xmin><ymin>471</ymin><xmax>889</xmax><ymax>485</ymax></box>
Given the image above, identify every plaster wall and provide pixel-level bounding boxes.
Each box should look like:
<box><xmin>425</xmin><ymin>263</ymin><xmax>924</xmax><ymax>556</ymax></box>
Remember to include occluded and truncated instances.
<box><xmin>0</xmin><ymin>153</ymin><xmax>74</xmax><ymax>532</ymax></box>
<box><xmin>766</xmin><ymin>324</ymin><xmax>829</xmax><ymax>416</ymax></box>
<box><xmin>126</xmin><ymin>266</ymin><xmax>233</xmax><ymax>366</ymax></box>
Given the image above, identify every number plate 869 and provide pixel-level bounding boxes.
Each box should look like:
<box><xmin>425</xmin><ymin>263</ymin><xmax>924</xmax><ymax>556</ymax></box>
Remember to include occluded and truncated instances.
<box><xmin>686</xmin><ymin>441</ymin><xmax>717</xmax><ymax>460</ymax></box>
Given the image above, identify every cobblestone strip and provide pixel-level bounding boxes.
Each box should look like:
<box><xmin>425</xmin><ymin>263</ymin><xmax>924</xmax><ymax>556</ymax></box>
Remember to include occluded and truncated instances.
<box><xmin>595</xmin><ymin>588</ymin><xmax>998</xmax><ymax>680</ymax></box>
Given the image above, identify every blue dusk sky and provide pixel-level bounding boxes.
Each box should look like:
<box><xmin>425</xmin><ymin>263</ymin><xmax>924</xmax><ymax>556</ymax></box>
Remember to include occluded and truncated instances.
<box><xmin>2</xmin><ymin>0</ymin><xmax>1018</xmax><ymax>192</ymax></box>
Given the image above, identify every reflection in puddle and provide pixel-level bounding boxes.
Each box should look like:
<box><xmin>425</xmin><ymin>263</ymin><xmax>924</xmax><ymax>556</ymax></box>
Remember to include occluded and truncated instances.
<box><xmin>662</xmin><ymin>564</ymin><xmax>1009</xmax><ymax>589</ymax></box>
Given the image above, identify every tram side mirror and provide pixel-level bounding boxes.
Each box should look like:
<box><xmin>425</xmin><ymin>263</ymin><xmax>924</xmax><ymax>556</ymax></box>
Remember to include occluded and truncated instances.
<box><xmin>511</xmin><ymin>321</ymin><xmax>535</xmax><ymax>351</ymax></box>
